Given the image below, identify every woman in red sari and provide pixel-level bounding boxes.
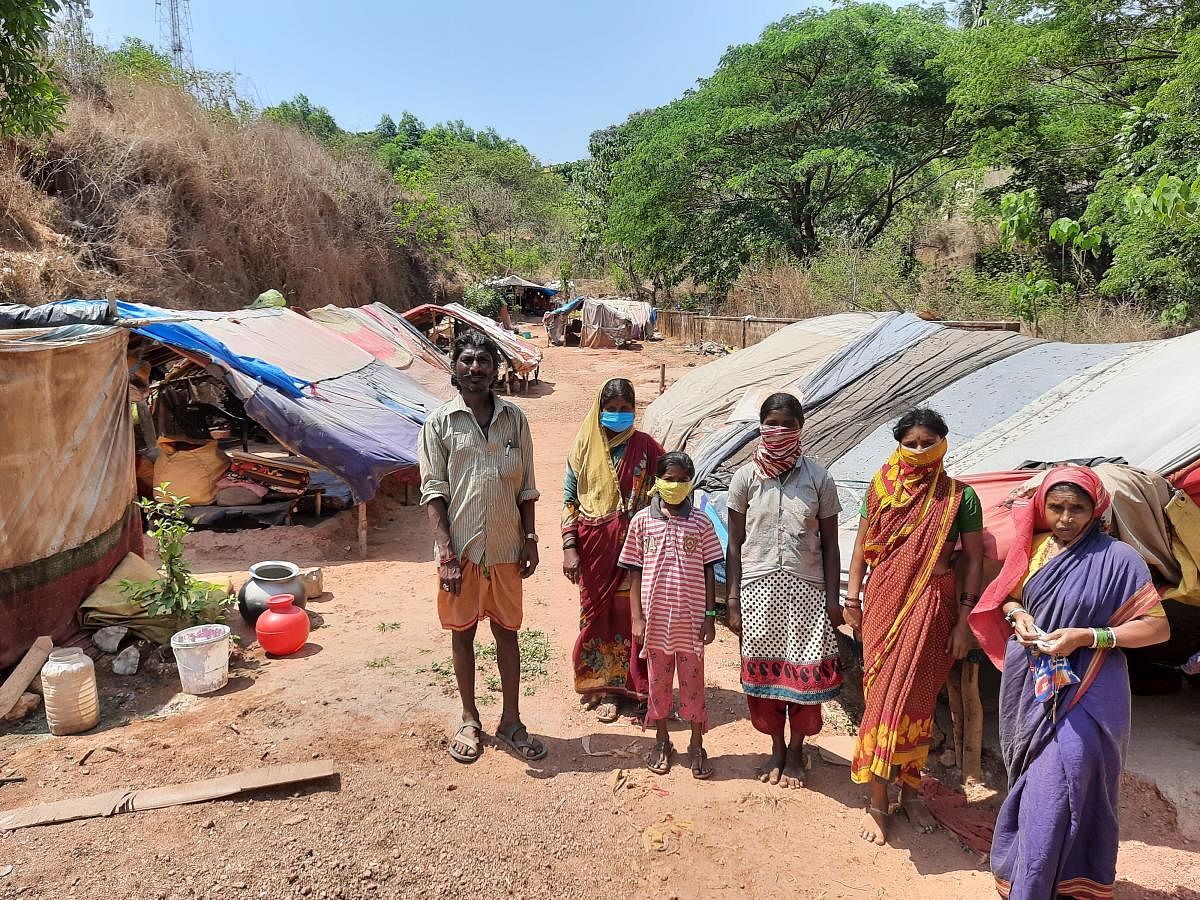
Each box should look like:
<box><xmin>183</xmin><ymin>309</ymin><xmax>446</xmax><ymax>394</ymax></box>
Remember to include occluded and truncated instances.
<box><xmin>844</xmin><ymin>408</ymin><xmax>983</xmax><ymax>845</ymax></box>
<box><xmin>562</xmin><ymin>379</ymin><xmax>663</xmax><ymax>722</ymax></box>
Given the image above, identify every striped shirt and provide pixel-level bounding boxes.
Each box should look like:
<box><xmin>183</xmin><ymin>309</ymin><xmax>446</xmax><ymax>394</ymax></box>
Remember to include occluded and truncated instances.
<box><xmin>619</xmin><ymin>498</ymin><xmax>724</xmax><ymax>655</ymax></box>
<box><xmin>419</xmin><ymin>392</ymin><xmax>539</xmax><ymax>565</ymax></box>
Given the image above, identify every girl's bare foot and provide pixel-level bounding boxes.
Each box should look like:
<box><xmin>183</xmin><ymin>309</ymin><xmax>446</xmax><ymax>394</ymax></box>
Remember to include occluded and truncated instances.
<box><xmin>901</xmin><ymin>791</ymin><xmax>938</xmax><ymax>834</ymax></box>
<box><xmin>758</xmin><ymin>734</ymin><xmax>787</xmax><ymax>785</ymax></box>
<box><xmin>758</xmin><ymin>748</ymin><xmax>787</xmax><ymax>784</ymax></box>
<box><xmin>779</xmin><ymin>742</ymin><xmax>807</xmax><ymax>789</ymax></box>
<box><xmin>859</xmin><ymin>805</ymin><xmax>889</xmax><ymax>845</ymax></box>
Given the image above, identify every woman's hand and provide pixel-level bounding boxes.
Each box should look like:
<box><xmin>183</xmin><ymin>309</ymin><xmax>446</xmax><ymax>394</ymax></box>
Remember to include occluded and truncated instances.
<box><xmin>1010</xmin><ymin>611</ymin><xmax>1043</xmax><ymax>646</ymax></box>
<box><xmin>842</xmin><ymin>604</ymin><xmax>863</xmax><ymax>632</ymax></box>
<box><xmin>437</xmin><ymin>557</ymin><xmax>463</xmax><ymax>596</ymax></box>
<box><xmin>1036</xmin><ymin>627</ymin><xmax>1094</xmax><ymax>658</ymax></box>
<box><xmin>726</xmin><ymin>599</ymin><xmax>742</xmax><ymax>637</ymax></box>
<box><xmin>562</xmin><ymin>547</ymin><xmax>581</xmax><ymax>584</ymax></box>
<box><xmin>700</xmin><ymin>616</ymin><xmax>716</xmax><ymax>645</ymax></box>
<box><xmin>946</xmin><ymin>620</ymin><xmax>974</xmax><ymax>660</ymax></box>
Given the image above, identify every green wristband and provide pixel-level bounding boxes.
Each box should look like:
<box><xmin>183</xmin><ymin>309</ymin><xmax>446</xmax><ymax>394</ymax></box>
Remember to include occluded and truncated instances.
<box><xmin>704</xmin><ymin>609</ymin><xmax>718</xmax><ymax>618</ymax></box>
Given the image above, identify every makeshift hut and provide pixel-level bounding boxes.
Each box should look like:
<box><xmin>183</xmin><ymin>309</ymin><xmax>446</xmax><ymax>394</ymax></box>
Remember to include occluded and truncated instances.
<box><xmin>402</xmin><ymin>302</ymin><xmax>543</xmax><ymax>390</ymax></box>
<box><xmin>578</xmin><ymin>297</ymin><xmax>656</xmax><ymax>349</ymax></box>
<box><xmin>0</xmin><ymin>324</ymin><xmax>141</xmax><ymax>667</ymax></box>
<box><xmin>306</xmin><ymin>303</ymin><xmax>453</xmax><ymax>399</ymax></box>
<box><xmin>543</xmin><ymin>296</ymin><xmax>585</xmax><ymax>346</ymax></box>
<box><xmin>483</xmin><ymin>275</ymin><xmax>559</xmax><ymax>315</ymax></box>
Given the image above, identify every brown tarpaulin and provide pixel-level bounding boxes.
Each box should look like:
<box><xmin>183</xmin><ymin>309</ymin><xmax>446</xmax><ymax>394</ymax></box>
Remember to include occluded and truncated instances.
<box><xmin>0</xmin><ymin>326</ymin><xmax>137</xmax><ymax>666</ymax></box>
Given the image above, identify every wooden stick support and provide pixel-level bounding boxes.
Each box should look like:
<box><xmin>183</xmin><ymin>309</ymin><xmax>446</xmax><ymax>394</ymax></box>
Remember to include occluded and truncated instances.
<box><xmin>357</xmin><ymin>502</ymin><xmax>368</xmax><ymax>558</ymax></box>
<box><xmin>659</xmin><ymin>363</ymin><xmax>666</xmax><ymax>395</ymax></box>
<box><xmin>0</xmin><ymin>636</ymin><xmax>53</xmax><ymax>719</ymax></box>
<box><xmin>946</xmin><ymin>660</ymin><xmax>965</xmax><ymax>772</ymax></box>
<box><xmin>961</xmin><ymin>660</ymin><xmax>984</xmax><ymax>783</ymax></box>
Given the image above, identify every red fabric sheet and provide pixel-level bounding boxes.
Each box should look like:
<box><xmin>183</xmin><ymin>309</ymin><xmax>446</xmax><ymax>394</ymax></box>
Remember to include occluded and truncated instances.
<box><xmin>921</xmin><ymin>777</ymin><xmax>997</xmax><ymax>853</ymax></box>
<box><xmin>0</xmin><ymin>507</ymin><xmax>142</xmax><ymax>667</ymax></box>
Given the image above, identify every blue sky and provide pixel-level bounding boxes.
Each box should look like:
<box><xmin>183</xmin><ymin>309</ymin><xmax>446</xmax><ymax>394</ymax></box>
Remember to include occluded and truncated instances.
<box><xmin>85</xmin><ymin>0</ymin><xmax>822</xmax><ymax>163</ymax></box>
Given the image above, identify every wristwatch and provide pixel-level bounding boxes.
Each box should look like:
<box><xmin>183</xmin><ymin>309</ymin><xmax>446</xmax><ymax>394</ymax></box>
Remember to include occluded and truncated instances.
<box><xmin>524</xmin><ymin>532</ymin><xmax>539</xmax><ymax>542</ymax></box>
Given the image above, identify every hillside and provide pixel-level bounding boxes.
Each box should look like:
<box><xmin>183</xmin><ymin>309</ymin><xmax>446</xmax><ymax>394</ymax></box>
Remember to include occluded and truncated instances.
<box><xmin>0</xmin><ymin>81</ymin><xmax>436</xmax><ymax>311</ymax></box>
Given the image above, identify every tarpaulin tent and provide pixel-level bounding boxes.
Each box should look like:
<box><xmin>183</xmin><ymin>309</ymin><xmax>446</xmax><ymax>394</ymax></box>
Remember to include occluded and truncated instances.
<box><xmin>403</xmin><ymin>302</ymin><xmax>543</xmax><ymax>377</ymax></box>
<box><xmin>53</xmin><ymin>300</ymin><xmax>443</xmax><ymax>502</ymax></box>
<box><xmin>579</xmin><ymin>297</ymin><xmax>656</xmax><ymax>348</ymax></box>
<box><xmin>642</xmin><ymin>312</ymin><xmax>877</xmax><ymax>455</ymax></box>
<box><xmin>0</xmin><ymin>326</ymin><xmax>141</xmax><ymax>667</ymax></box>
<box><xmin>543</xmin><ymin>296</ymin><xmax>586</xmax><ymax>346</ymax></box>
<box><xmin>306</xmin><ymin>304</ymin><xmax>453</xmax><ymax>400</ymax></box>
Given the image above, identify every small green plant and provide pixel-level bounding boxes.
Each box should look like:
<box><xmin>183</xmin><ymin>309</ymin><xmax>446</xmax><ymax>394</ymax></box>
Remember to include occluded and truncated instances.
<box><xmin>473</xmin><ymin>629</ymin><xmax>551</xmax><ymax>679</ymax></box>
<box><xmin>366</xmin><ymin>656</ymin><xmax>395</xmax><ymax>669</ymax></box>
<box><xmin>485</xmin><ymin>675</ymin><xmax>503</xmax><ymax>692</ymax></box>
<box><xmin>376</xmin><ymin>622</ymin><xmax>403</xmax><ymax>632</ymax></box>
<box><xmin>120</xmin><ymin>485</ymin><xmax>231</xmax><ymax>623</ymax></box>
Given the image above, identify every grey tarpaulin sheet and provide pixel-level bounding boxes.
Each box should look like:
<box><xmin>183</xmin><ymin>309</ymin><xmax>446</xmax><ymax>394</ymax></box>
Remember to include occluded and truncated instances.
<box><xmin>644</xmin><ymin>312</ymin><xmax>877</xmax><ymax>455</ymax></box>
<box><xmin>829</xmin><ymin>341</ymin><xmax>1129</xmax><ymax>482</ymax></box>
<box><xmin>702</xmin><ymin>326</ymin><xmax>1037</xmax><ymax>490</ymax></box>
<box><xmin>949</xmin><ymin>329</ymin><xmax>1200</xmax><ymax>475</ymax></box>
<box><xmin>694</xmin><ymin>313</ymin><xmax>946</xmax><ymax>483</ymax></box>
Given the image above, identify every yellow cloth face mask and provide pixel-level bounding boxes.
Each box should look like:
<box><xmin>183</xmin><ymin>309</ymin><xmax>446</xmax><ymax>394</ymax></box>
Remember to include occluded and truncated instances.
<box><xmin>651</xmin><ymin>478</ymin><xmax>693</xmax><ymax>505</ymax></box>
<box><xmin>896</xmin><ymin>438</ymin><xmax>947</xmax><ymax>468</ymax></box>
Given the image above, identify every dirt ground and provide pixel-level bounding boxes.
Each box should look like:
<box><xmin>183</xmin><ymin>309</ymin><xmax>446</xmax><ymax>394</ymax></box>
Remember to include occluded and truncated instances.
<box><xmin>2</xmin><ymin>333</ymin><xmax>1199</xmax><ymax>900</ymax></box>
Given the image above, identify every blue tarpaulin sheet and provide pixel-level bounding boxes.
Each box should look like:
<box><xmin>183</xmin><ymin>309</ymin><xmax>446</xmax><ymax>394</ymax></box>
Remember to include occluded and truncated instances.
<box><xmin>52</xmin><ymin>299</ymin><xmax>432</xmax><ymax>502</ymax></box>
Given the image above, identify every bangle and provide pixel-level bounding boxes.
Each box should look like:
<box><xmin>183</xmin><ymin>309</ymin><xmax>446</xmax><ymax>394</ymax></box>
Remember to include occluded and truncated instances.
<box><xmin>562</xmin><ymin>541</ymin><xmax>577</xmax><ymax>550</ymax></box>
<box><xmin>704</xmin><ymin>609</ymin><xmax>718</xmax><ymax>618</ymax></box>
<box><xmin>959</xmin><ymin>592</ymin><xmax>979</xmax><ymax>608</ymax></box>
<box><xmin>1109</xmin><ymin>627</ymin><xmax>1118</xmax><ymax>648</ymax></box>
<box><xmin>1090</xmin><ymin>628</ymin><xmax>1100</xmax><ymax>649</ymax></box>
<box><xmin>840</xmin><ymin>598</ymin><xmax>861</xmax><ymax>609</ymax></box>
<box><xmin>1094</xmin><ymin>627</ymin><xmax>1117</xmax><ymax>650</ymax></box>
<box><xmin>726</xmin><ymin>595</ymin><xmax>740</xmax><ymax>603</ymax></box>
<box><xmin>1004</xmin><ymin>607</ymin><xmax>1027</xmax><ymax>626</ymax></box>
<box><xmin>439</xmin><ymin>553</ymin><xmax>458</xmax><ymax>567</ymax></box>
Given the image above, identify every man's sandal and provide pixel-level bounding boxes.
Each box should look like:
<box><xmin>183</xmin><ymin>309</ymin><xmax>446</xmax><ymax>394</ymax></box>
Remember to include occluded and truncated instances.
<box><xmin>690</xmin><ymin>746</ymin><xmax>713</xmax><ymax>780</ymax></box>
<box><xmin>448</xmin><ymin>719</ymin><xmax>483</xmax><ymax>764</ymax></box>
<box><xmin>495</xmin><ymin>721</ymin><xmax>549</xmax><ymax>761</ymax></box>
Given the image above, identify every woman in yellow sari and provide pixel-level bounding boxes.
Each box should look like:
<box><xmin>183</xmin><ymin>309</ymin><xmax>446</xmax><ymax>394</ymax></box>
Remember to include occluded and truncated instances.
<box><xmin>562</xmin><ymin>379</ymin><xmax>663</xmax><ymax>722</ymax></box>
<box><xmin>844</xmin><ymin>408</ymin><xmax>983</xmax><ymax>846</ymax></box>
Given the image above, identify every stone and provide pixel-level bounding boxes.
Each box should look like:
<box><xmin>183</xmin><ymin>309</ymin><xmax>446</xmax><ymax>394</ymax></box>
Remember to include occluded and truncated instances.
<box><xmin>93</xmin><ymin>626</ymin><xmax>129</xmax><ymax>653</ymax></box>
<box><xmin>300</xmin><ymin>566</ymin><xmax>324</xmax><ymax>599</ymax></box>
<box><xmin>1</xmin><ymin>692</ymin><xmax>41</xmax><ymax>723</ymax></box>
<box><xmin>112</xmin><ymin>646</ymin><xmax>140</xmax><ymax>675</ymax></box>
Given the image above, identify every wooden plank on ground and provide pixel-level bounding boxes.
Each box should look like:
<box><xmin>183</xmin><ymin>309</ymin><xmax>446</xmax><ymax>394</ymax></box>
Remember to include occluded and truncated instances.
<box><xmin>0</xmin><ymin>636</ymin><xmax>53</xmax><ymax>719</ymax></box>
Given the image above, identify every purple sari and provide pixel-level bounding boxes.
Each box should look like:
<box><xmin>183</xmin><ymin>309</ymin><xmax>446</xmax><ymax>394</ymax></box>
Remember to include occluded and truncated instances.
<box><xmin>992</xmin><ymin>522</ymin><xmax>1159</xmax><ymax>900</ymax></box>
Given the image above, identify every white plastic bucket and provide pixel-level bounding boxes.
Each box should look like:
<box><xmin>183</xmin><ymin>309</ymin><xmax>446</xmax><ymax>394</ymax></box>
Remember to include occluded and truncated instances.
<box><xmin>170</xmin><ymin>624</ymin><xmax>231</xmax><ymax>695</ymax></box>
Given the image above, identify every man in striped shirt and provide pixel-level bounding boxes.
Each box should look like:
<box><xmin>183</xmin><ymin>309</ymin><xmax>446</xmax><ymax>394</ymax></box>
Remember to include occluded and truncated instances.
<box><xmin>419</xmin><ymin>329</ymin><xmax>548</xmax><ymax>765</ymax></box>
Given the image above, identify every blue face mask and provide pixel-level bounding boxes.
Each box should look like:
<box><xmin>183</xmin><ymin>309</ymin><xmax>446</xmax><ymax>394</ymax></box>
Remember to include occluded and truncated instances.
<box><xmin>600</xmin><ymin>410</ymin><xmax>635</xmax><ymax>432</ymax></box>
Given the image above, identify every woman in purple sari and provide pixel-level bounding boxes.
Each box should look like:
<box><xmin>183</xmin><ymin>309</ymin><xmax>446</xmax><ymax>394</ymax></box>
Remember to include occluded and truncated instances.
<box><xmin>971</xmin><ymin>466</ymin><xmax>1169</xmax><ymax>900</ymax></box>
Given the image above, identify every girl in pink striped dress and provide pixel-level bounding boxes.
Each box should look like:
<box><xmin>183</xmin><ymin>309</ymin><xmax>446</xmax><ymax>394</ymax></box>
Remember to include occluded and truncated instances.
<box><xmin>619</xmin><ymin>451</ymin><xmax>724</xmax><ymax>779</ymax></box>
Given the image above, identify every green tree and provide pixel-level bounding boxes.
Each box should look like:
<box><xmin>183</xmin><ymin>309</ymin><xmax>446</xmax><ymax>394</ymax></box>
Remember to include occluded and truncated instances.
<box><xmin>598</xmin><ymin>3</ymin><xmax>969</xmax><ymax>292</ymax></box>
<box><xmin>0</xmin><ymin>0</ymin><xmax>66</xmax><ymax>137</ymax></box>
<box><xmin>106</xmin><ymin>36</ymin><xmax>176</xmax><ymax>83</ymax></box>
<box><xmin>262</xmin><ymin>92</ymin><xmax>342</xmax><ymax>142</ymax></box>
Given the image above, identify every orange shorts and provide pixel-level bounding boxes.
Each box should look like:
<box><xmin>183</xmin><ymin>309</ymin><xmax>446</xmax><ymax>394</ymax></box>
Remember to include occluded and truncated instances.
<box><xmin>438</xmin><ymin>561</ymin><xmax>523</xmax><ymax>632</ymax></box>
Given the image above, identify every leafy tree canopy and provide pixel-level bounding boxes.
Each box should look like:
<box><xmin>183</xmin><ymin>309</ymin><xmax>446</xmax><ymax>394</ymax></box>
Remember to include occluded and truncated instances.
<box><xmin>0</xmin><ymin>0</ymin><xmax>66</xmax><ymax>137</ymax></box>
<box><xmin>594</xmin><ymin>3</ymin><xmax>968</xmax><ymax>290</ymax></box>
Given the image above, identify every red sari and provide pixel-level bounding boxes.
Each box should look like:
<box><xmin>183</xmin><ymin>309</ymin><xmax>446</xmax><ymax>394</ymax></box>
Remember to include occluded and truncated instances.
<box><xmin>852</xmin><ymin>443</ymin><xmax>963</xmax><ymax>788</ymax></box>
<box><xmin>565</xmin><ymin>430</ymin><xmax>661</xmax><ymax>700</ymax></box>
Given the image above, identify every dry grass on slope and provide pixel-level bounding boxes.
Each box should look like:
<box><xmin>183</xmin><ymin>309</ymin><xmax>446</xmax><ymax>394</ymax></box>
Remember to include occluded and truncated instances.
<box><xmin>1</xmin><ymin>81</ymin><xmax>433</xmax><ymax>311</ymax></box>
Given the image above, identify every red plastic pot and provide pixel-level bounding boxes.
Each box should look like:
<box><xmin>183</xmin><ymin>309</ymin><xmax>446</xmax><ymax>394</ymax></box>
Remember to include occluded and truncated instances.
<box><xmin>255</xmin><ymin>594</ymin><xmax>310</xmax><ymax>656</ymax></box>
